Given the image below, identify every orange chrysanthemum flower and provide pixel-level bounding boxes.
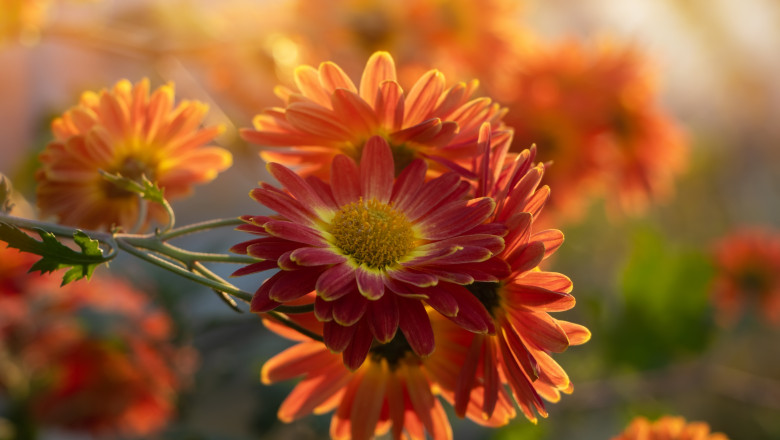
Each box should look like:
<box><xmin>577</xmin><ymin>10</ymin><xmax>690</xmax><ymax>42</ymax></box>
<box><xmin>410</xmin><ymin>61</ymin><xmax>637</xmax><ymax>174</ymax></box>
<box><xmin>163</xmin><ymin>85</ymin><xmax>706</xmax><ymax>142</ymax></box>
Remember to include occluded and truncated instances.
<box><xmin>0</xmin><ymin>246</ymin><xmax>194</xmax><ymax>437</ymax></box>
<box><xmin>232</xmin><ymin>138</ymin><xmax>508</xmax><ymax>369</ymax></box>
<box><xmin>0</xmin><ymin>0</ymin><xmax>49</xmax><ymax>44</ymax></box>
<box><xmin>613</xmin><ymin>415</ymin><xmax>729</xmax><ymax>440</ymax></box>
<box><xmin>289</xmin><ymin>0</ymin><xmax>527</xmax><ymax>86</ymax></box>
<box><xmin>711</xmin><ymin>227</ymin><xmax>780</xmax><ymax>326</ymax></box>
<box><xmin>451</xmin><ymin>125</ymin><xmax>590</xmax><ymax>422</ymax></box>
<box><xmin>260</xmin><ymin>312</ymin><xmax>514</xmax><ymax>440</ymax></box>
<box><xmin>241</xmin><ymin>51</ymin><xmax>508</xmax><ymax>179</ymax></box>
<box><xmin>36</xmin><ymin>78</ymin><xmax>232</xmax><ymax>231</ymax></box>
<box><xmin>502</xmin><ymin>40</ymin><xmax>686</xmax><ymax>219</ymax></box>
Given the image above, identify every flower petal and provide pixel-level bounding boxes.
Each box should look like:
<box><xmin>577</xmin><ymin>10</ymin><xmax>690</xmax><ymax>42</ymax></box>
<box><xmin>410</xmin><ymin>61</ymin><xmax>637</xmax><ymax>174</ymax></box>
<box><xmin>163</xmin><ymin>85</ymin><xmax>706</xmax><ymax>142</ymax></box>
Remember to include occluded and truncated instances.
<box><xmin>316</xmin><ymin>262</ymin><xmax>357</xmax><ymax>301</ymax></box>
<box><xmin>368</xmin><ymin>294</ymin><xmax>399</xmax><ymax>343</ymax></box>
<box><xmin>290</xmin><ymin>247</ymin><xmax>347</xmax><ymax>266</ymax></box>
<box><xmin>398</xmin><ymin>299</ymin><xmax>434</xmax><ymax>356</ymax></box>
<box><xmin>356</xmin><ymin>267</ymin><xmax>386</xmax><ymax>300</ymax></box>
<box><xmin>360</xmin><ymin>51</ymin><xmax>397</xmax><ymax>105</ymax></box>
<box><xmin>360</xmin><ymin>137</ymin><xmax>394</xmax><ymax>203</ymax></box>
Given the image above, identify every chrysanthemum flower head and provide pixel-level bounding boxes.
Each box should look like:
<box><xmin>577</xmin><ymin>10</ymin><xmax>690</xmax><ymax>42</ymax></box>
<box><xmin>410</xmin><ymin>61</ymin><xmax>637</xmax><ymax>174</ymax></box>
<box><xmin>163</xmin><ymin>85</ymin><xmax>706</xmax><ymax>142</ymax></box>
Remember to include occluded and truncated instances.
<box><xmin>260</xmin><ymin>311</ymin><xmax>514</xmax><ymax>440</ymax></box>
<box><xmin>241</xmin><ymin>51</ymin><xmax>508</xmax><ymax>179</ymax></box>
<box><xmin>502</xmin><ymin>40</ymin><xmax>686</xmax><ymax>219</ymax></box>
<box><xmin>36</xmin><ymin>78</ymin><xmax>232</xmax><ymax>231</ymax></box>
<box><xmin>612</xmin><ymin>415</ymin><xmax>729</xmax><ymax>440</ymax></box>
<box><xmin>447</xmin><ymin>124</ymin><xmax>590</xmax><ymax>422</ymax></box>
<box><xmin>0</xmin><ymin>0</ymin><xmax>50</xmax><ymax>45</ymax></box>
<box><xmin>232</xmin><ymin>136</ymin><xmax>508</xmax><ymax>369</ymax></box>
<box><xmin>711</xmin><ymin>227</ymin><xmax>780</xmax><ymax>326</ymax></box>
<box><xmin>0</xmin><ymin>247</ymin><xmax>195</xmax><ymax>437</ymax></box>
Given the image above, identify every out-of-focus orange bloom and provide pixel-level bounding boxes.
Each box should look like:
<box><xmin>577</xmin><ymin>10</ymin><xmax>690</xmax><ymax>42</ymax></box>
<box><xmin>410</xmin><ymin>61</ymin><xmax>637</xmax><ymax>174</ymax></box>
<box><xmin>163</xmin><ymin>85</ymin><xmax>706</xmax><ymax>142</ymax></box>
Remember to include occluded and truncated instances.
<box><xmin>612</xmin><ymin>415</ymin><xmax>729</xmax><ymax>440</ymax></box>
<box><xmin>502</xmin><ymin>40</ymin><xmax>687</xmax><ymax>220</ymax></box>
<box><xmin>0</xmin><ymin>0</ymin><xmax>50</xmax><ymax>44</ymax></box>
<box><xmin>0</xmin><ymin>246</ymin><xmax>195</xmax><ymax>437</ymax></box>
<box><xmin>35</xmin><ymin>78</ymin><xmax>232</xmax><ymax>231</ymax></box>
<box><xmin>711</xmin><ymin>227</ymin><xmax>780</xmax><ymax>326</ymax></box>
<box><xmin>289</xmin><ymin>0</ymin><xmax>528</xmax><ymax>86</ymax></box>
<box><xmin>241</xmin><ymin>51</ymin><xmax>508</xmax><ymax>179</ymax></box>
<box><xmin>260</xmin><ymin>312</ymin><xmax>515</xmax><ymax>440</ymax></box>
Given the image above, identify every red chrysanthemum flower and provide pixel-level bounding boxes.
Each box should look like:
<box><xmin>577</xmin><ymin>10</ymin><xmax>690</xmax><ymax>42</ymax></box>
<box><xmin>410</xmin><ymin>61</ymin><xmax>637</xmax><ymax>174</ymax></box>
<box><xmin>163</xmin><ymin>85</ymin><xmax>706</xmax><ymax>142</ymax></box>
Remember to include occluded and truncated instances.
<box><xmin>711</xmin><ymin>227</ymin><xmax>780</xmax><ymax>326</ymax></box>
<box><xmin>449</xmin><ymin>124</ymin><xmax>590</xmax><ymax>422</ymax></box>
<box><xmin>260</xmin><ymin>311</ymin><xmax>515</xmax><ymax>440</ymax></box>
<box><xmin>0</xmin><ymin>246</ymin><xmax>195</xmax><ymax>437</ymax></box>
<box><xmin>501</xmin><ymin>40</ymin><xmax>686</xmax><ymax>219</ymax></box>
<box><xmin>612</xmin><ymin>415</ymin><xmax>729</xmax><ymax>440</ymax></box>
<box><xmin>240</xmin><ymin>51</ymin><xmax>507</xmax><ymax>179</ymax></box>
<box><xmin>232</xmin><ymin>137</ymin><xmax>508</xmax><ymax>369</ymax></box>
<box><xmin>36</xmin><ymin>78</ymin><xmax>232</xmax><ymax>231</ymax></box>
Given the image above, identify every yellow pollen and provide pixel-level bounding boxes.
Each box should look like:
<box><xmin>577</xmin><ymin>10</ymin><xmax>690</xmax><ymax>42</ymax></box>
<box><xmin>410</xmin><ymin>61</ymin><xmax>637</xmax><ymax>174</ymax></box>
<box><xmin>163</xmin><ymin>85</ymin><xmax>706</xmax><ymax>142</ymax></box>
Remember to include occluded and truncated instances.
<box><xmin>329</xmin><ymin>198</ymin><xmax>414</xmax><ymax>268</ymax></box>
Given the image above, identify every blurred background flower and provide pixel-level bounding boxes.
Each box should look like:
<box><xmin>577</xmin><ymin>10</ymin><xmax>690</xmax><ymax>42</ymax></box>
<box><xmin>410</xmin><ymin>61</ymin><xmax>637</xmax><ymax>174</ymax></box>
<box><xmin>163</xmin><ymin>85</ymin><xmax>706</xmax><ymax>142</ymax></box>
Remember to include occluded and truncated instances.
<box><xmin>0</xmin><ymin>246</ymin><xmax>195</xmax><ymax>439</ymax></box>
<box><xmin>1</xmin><ymin>0</ymin><xmax>780</xmax><ymax>439</ymax></box>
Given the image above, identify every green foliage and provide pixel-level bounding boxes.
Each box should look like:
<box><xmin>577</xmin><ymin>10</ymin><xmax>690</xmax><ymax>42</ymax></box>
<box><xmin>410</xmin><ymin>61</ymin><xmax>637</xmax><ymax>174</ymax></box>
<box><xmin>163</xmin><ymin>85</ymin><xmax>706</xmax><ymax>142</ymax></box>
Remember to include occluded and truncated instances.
<box><xmin>492</xmin><ymin>420</ymin><xmax>547</xmax><ymax>440</ymax></box>
<box><xmin>0</xmin><ymin>222</ymin><xmax>113</xmax><ymax>285</ymax></box>
<box><xmin>605</xmin><ymin>227</ymin><xmax>716</xmax><ymax>369</ymax></box>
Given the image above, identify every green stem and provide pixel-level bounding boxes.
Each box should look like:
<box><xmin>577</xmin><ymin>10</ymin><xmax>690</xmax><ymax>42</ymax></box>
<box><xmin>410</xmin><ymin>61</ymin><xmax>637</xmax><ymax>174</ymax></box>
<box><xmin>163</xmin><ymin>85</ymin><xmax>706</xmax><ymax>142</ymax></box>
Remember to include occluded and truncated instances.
<box><xmin>120</xmin><ymin>236</ymin><xmax>257</xmax><ymax>264</ymax></box>
<box><xmin>155</xmin><ymin>217</ymin><xmax>244</xmax><ymax>241</ymax></box>
<box><xmin>115</xmin><ymin>238</ymin><xmax>253</xmax><ymax>303</ymax></box>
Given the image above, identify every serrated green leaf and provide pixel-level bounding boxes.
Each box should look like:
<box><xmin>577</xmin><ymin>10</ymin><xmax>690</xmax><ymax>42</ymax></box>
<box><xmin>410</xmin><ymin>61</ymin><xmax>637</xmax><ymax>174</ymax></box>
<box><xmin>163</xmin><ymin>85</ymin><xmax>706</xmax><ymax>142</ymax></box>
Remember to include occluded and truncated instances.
<box><xmin>0</xmin><ymin>222</ymin><xmax>113</xmax><ymax>285</ymax></box>
<box><xmin>99</xmin><ymin>171</ymin><xmax>165</xmax><ymax>204</ymax></box>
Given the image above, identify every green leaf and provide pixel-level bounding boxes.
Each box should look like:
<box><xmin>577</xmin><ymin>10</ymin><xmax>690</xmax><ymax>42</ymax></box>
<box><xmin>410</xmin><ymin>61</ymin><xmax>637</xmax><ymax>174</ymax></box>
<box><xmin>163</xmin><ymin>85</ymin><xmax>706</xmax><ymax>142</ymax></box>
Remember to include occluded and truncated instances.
<box><xmin>99</xmin><ymin>171</ymin><xmax>165</xmax><ymax>204</ymax></box>
<box><xmin>604</xmin><ymin>227</ymin><xmax>716</xmax><ymax>369</ymax></box>
<box><xmin>0</xmin><ymin>222</ymin><xmax>113</xmax><ymax>285</ymax></box>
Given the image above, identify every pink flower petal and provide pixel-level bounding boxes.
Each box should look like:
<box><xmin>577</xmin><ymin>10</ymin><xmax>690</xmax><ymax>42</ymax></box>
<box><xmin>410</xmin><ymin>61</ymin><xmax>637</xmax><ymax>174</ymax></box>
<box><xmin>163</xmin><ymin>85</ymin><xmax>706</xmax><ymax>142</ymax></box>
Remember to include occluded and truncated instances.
<box><xmin>398</xmin><ymin>298</ymin><xmax>434</xmax><ymax>356</ymax></box>
<box><xmin>290</xmin><ymin>247</ymin><xmax>347</xmax><ymax>266</ymax></box>
<box><xmin>390</xmin><ymin>158</ymin><xmax>426</xmax><ymax>208</ymax></box>
<box><xmin>386</xmin><ymin>268</ymin><xmax>438</xmax><ymax>287</ymax></box>
<box><xmin>266</xmin><ymin>162</ymin><xmax>331</xmax><ymax>213</ymax></box>
<box><xmin>419</xmin><ymin>198</ymin><xmax>496</xmax><ymax>240</ymax></box>
<box><xmin>323</xmin><ymin>320</ymin><xmax>357</xmax><ymax>353</ymax></box>
<box><xmin>454</xmin><ymin>335</ymin><xmax>483</xmax><ymax>417</ymax></box>
<box><xmin>269</xmin><ymin>269</ymin><xmax>321</xmax><ymax>303</ymax></box>
<box><xmin>368</xmin><ymin>294</ymin><xmax>399</xmax><ymax>343</ymax></box>
<box><xmin>356</xmin><ymin>267</ymin><xmax>386</xmax><ymax>300</ymax></box>
<box><xmin>360</xmin><ymin>137</ymin><xmax>394</xmax><ymax>203</ymax></box>
<box><xmin>264</xmin><ymin>221</ymin><xmax>327</xmax><ymax>246</ymax></box>
<box><xmin>250</xmin><ymin>274</ymin><xmax>282</xmax><ymax>312</ymax></box>
<box><xmin>316</xmin><ymin>263</ymin><xmax>357</xmax><ymax>301</ymax></box>
<box><xmin>506</xmin><ymin>241</ymin><xmax>546</xmax><ymax>275</ymax></box>
<box><xmin>330</xmin><ymin>155</ymin><xmax>361</xmax><ymax>206</ymax></box>
<box><xmin>332</xmin><ymin>294</ymin><xmax>368</xmax><ymax>326</ymax></box>
<box><xmin>342</xmin><ymin>321</ymin><xmax>374</xmax><ymax>371</ymax></box>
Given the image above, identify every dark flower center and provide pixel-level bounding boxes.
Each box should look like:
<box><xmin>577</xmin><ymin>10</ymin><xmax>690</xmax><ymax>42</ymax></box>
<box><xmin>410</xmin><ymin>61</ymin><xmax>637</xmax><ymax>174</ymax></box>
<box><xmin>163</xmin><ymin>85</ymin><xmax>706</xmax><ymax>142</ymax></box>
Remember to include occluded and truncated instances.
<box><xmin>370</xmin><ymin>332</ymin><xmax>414</xmax><ymax>370</ymax></box>
<box><xmin>466</xmin><ymin>281</ymin><xmax>502</xmax><ymax>316</ymax></box>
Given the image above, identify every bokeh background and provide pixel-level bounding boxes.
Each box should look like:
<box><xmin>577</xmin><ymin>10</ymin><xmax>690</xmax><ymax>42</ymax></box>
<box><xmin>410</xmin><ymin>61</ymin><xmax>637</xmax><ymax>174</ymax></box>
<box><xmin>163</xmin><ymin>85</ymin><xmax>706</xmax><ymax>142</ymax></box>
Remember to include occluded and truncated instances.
<box><xmin>1</xmin><ymin>0</ymin><xmax>780</xmax><ymax>439</ymax></box>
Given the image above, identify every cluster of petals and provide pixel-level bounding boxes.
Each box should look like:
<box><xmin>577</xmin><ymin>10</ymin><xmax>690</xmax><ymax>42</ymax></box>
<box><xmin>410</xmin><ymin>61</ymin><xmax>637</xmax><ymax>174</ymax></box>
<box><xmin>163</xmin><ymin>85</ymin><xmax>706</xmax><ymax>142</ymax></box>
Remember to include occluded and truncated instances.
<box><xmin>612</xmin><ymin>415</ymin><xmax>729</xmax><ymax>440</ymax></box>
<box><xmin>449</xmin><ymin>124</ymin><xmax>591</xmax><ymax>422</ymax></box>
<box><xmin>36</xmin><ymin>78</ymin><xmax>232</xmax><ymax>231</ymax></box>
<box><xmin>501</xmin><ymin>40</ymin><xmax>687</xmax><ymax>219</ymax></box>
<box><xmin>231</xmin><ymin>137</ymin><xmax>508</xmax><ymax>369</ymax></box>
<box><xmin>240</xmin><ymin>50</ymin><xmax>507</xmax><ymax>179</ymax></box>
<box><xmin>0</xmin><ymin>246</ymin><xmax>194</xmax><ymax>436</ymax></box>
<box><xmin>711</xmin><ymin>227</ymin><xmax>780</xmax><ymax>326</ymax></box>
<box><xmin>260</xmin><ymin>311</ymin><xmax>514</xmax><ymax>440</ymax></box>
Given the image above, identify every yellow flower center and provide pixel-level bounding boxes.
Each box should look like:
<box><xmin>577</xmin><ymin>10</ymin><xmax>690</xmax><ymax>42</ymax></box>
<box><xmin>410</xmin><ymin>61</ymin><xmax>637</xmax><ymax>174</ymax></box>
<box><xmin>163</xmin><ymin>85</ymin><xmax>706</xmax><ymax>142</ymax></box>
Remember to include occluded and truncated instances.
<box><xmin>329</xmin><ymin>198</ymin><xmax>414</xmax><ymax>268</ymax></box>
